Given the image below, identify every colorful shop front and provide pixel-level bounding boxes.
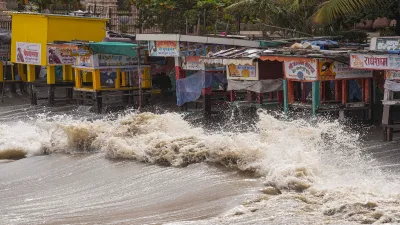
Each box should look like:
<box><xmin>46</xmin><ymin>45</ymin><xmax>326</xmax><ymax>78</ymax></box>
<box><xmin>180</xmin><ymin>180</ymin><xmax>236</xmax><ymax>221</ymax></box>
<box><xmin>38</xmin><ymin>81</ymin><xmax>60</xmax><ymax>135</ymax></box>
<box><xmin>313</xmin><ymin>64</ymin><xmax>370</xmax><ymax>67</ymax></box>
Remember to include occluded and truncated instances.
<box><xmin>201</xmin><ymin>48</ymin><xmax>284</xmax><ymax>110</ymax></box>
<box><xmin>73</xmin><ymin>42</ymin><xmax>151</xmax><ymax>113</ymax></box>
<box><xmin>135</xmin><ymin>34</ymin><xmax>260</xmax><ymax>114</ymax></box>
<box><xmin>9</xmin><ymin>12</ymin><xmax>108</xmax><ymax>105</ymax></box>
<box><xmin>349</xmin><ymin>51</ymin><xmax>400</xmax><ymax>140</ymax></box>
<box><xmin>270</xmin><ymin>52</ymin><xmax>373</xmax><ymax>118</ymax></box>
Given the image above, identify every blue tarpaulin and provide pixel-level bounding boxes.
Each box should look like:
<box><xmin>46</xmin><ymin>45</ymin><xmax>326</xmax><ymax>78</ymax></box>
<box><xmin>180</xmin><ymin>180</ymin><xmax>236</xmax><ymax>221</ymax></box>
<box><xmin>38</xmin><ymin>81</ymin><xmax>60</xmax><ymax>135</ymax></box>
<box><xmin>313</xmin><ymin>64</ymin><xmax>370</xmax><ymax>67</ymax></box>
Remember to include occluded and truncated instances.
<box><xmin>176</xmin><ymin>71</ymin><xmax>227</xmax><ymax>106</ymax></box>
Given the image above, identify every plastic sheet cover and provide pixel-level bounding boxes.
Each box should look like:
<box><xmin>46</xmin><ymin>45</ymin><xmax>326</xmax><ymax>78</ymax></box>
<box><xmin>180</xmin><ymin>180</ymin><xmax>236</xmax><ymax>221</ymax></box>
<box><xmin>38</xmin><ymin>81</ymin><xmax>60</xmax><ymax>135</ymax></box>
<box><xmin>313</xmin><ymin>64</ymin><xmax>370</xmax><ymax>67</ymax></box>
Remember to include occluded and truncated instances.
<box><xmin>384</xmin><ymin>80</ymin><xmax>400</xmax><ymax>92</ymax></box>
<box><xmin>227</xmin><ymin>79</ymin><xmax>283</xmax><ymax>93</ymax></box>
<box><xmin>176</xmin><ymin>71</ymin><xmax>227</xmax><ymax>106</ymax></box>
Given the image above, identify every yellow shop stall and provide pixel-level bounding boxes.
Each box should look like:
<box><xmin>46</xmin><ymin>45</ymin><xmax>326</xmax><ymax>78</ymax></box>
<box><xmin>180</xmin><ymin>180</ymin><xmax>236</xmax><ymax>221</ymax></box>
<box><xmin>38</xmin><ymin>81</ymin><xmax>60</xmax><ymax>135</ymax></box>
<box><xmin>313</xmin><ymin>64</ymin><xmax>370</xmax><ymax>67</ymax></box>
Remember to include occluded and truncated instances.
<box><xmin>9</xmin><ymin>12</ymin><xmax>108</xmax><ymax>105</ymax></box>
<box><xmin>73</xmin><ymin>42</ymin><xmax>151</xmax><ymax>113</ymax></box>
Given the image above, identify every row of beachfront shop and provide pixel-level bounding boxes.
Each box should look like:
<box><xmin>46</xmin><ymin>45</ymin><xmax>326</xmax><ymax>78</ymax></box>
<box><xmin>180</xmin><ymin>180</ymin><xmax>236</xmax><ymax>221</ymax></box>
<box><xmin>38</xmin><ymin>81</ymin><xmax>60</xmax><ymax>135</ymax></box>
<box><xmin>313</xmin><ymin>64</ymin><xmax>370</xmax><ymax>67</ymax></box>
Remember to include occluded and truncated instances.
<box><xmin>1</xmin><ymin>12</ymin><xmax>400</xmax><ymax>140</ymax></box>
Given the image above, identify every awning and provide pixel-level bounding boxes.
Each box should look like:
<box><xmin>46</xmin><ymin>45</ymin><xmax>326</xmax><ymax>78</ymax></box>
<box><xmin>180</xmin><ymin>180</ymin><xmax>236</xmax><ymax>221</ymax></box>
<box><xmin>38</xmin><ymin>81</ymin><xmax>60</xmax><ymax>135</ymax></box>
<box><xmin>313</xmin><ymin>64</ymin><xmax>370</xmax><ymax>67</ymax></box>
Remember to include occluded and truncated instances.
<box><xmin>89</xmin><ymin>42</ymin><xmax>139</xmax><ymax>57</ymax></box>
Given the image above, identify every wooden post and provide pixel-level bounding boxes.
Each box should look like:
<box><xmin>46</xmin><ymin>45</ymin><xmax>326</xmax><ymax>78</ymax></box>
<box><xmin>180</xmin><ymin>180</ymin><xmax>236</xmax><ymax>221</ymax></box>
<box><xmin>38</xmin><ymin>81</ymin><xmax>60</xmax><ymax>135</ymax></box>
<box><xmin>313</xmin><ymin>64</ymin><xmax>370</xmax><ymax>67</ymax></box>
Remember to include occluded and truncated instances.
<box><xmin>320</xmin><ymin>81</ymin><xmax>325</xmax><ymax>102</ymax></box>
<box><xmin>287</xmin><ymin>80</ymin><xmax>295</xmax><ymax>103</ymax></box>
<box><xmin>342</xmin><ymin>80</ymin><xmax>347</xmax><ymax>104</ymax></box>
<box><xmin>115</xmin><ymin>68</ymin><xmax>121</xmax><ymax>89</ymax></box>
<box><xmin>11</xmin><ymin>64</ymin><xmax>15</xmax><ymax>81</ymax></box>
<box><xmin>277</xmin><ymin>91</ymin><xmax>284</xmax><ymax>104</ymax></box>
<box><xmin>27</xmin><ymin>65</ymin><xmax>35</xmax><ymax>82</ymax></box>
<box><xmin>121</xmin><ymin>72</ymin><xmax>127</xmax><ymax>87</ymax></box>
<box><xmin>0</xmin><ymin>61</ymin><xmax>3</xmax><ymax>82</ymax></box>
<box><xmin>229</xmin><ymin>90</ymin><xmax>235</xmax><ymax>102</ymax></box>
<box><xmin>46</xmin><ymin>66</ymin><xmax>56</xmax><ymax>85</ymax></box>
<box><xmin>246</xmin><ymin>91</ymin><xmax>252</xmax><ymax>102</ymax></box>
<box><xmin>17</xmin><ymin>64</ymin><xmax>26</xmax><ymax>81</ymax></box>
<box><xmin>312</xmin><ymin>81</ymin><xmax>320</xmax><ymax>116</ymax></box>
<box><xmin>62</xmin><ymin>65</ymin><xmax>73</xmax><ymax>81</ymax></box>
<box><xmin>48</xmin><ymin>84</ymin><xmax>55</xmax><ymax>106</ymax></box>
<box><xmin>92</xmin><ymin>69</ymin><xmax>101</xmax><ymax>90</ymax></box>
<box><xmin>334</xmin><ymin>80</ymin><xmax>341</xmax><ymax>101</ymax></box>
<box><xmin>364</xmin><ymin>78</ymin><xmax>371</xmax><ymax>103</ymax></box>
<box><xmin>257</xmin><ymin>92</ymin><xmax>263</xmax><ymax>104</ymax></box>
<box><xmin>74</xmin><ymin>69</ymin><xmax>82</xmax><ymax>88</ymax></box>
<box><xmin>301</xmin><ymin>82</ymin><xmax>307</xmax><ymax>103</ymax></box>
<box><xmin>30</xmin><ymin>84</ymin><xmax>37</xmax><ymax>105</ymax></box>
<box><xmin>283</xmin><ymin>79</ymin><xmax>289</xmax><ymax>115</ymax></box>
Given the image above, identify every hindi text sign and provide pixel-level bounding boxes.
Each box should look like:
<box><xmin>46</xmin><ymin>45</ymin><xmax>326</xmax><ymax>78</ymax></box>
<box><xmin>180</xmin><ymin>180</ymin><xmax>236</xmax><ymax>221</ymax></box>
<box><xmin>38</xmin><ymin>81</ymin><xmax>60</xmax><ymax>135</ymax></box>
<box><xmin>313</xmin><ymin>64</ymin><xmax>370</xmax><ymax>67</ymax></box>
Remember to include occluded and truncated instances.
<box><xmin>16</xmin><ymin>42</ymin><xmax>41</xmax><ymax>65</ymax></box>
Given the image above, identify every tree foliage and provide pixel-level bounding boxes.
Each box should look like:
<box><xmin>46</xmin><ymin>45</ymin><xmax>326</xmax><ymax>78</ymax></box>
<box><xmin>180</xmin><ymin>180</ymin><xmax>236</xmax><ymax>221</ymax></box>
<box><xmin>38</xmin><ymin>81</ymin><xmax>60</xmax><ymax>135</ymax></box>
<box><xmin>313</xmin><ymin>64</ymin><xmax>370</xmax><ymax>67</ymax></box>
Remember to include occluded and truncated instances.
<box><xmin>130</xmin><ymin>0</ymin><xmax>234</xmax><ymax>34</ymax></box>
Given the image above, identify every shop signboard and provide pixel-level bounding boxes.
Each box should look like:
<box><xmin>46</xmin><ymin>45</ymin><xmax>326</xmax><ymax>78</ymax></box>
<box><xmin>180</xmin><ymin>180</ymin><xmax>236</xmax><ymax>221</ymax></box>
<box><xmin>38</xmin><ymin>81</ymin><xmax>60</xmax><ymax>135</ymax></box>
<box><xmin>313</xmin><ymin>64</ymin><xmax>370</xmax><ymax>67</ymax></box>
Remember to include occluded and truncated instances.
<box><xmin>319</xmin><ymin>60</ymin><xmax>372</xmax><ymax>80</ymax></box>
<box><xmin>16</xmin><ymin>42</ymin><xmax>41</xmax><ymax>65</ymax></box>
<box><xmin>350</xmin><ymin>53</ymin><xmax>400</xmax><ymax>70</ymax></box>
<box><xmin>376</xmin><ymin>38</ymin><xmax>400</xmax><ymax>51</ymax></box>
<box><xmin>227</xmin><ymin>63</ymin><xmax>258</xmax><ymax>80</ymax></box>
<box><xmin>76</xmin><ymin>54</ymin><xmax>140</xmax><ymax>68</ymax></box>
<box><xmin>284</xmin><ymin>59</ymin><xmax>317</xmax><ymax>81</ymax></box>
<box><xmin>386</xmin><ymin>70</ymin><xmax>400</xmax><ymax>80</ymax></box>
<box><xmin>97</xmin><ymin>54</ymin><xmax>138</xmax><ymax>67</ymax></box>
<box><xmin>149</xmin><ymin>41</ymin><xmax>180</xmax><ymax>57</ymax></box>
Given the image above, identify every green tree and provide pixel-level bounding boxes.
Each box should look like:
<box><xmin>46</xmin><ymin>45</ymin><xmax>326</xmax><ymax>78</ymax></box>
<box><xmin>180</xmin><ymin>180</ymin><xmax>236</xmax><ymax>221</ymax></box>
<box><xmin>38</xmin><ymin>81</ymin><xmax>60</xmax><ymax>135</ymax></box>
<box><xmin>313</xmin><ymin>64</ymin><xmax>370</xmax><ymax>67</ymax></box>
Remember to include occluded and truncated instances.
<box><xmin>227</xmin><ymin>0</ymin><xmax>400</xmax><ymax>35</ymax></box>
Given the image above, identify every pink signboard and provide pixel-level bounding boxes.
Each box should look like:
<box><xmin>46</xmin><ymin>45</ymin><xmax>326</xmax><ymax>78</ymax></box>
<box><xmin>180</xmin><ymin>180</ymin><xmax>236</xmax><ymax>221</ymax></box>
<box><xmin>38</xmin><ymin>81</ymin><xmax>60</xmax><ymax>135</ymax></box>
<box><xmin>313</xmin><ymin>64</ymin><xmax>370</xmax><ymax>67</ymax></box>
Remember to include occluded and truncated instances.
<box><xmin>350</xmin><ymin>53</ymin><xmax>400</xmax><ymax>71</ymax></box>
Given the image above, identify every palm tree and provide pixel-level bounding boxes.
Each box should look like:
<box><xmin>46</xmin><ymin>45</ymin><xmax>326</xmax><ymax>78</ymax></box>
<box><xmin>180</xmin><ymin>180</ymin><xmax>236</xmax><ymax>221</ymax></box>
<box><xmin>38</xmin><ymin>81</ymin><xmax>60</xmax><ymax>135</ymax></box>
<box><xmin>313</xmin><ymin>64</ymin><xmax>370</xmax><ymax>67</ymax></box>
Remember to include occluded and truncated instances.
<box><xmin>227</xmin><ymin>0</ymin><xmax>400</xmax><ymax>35</ymax></box>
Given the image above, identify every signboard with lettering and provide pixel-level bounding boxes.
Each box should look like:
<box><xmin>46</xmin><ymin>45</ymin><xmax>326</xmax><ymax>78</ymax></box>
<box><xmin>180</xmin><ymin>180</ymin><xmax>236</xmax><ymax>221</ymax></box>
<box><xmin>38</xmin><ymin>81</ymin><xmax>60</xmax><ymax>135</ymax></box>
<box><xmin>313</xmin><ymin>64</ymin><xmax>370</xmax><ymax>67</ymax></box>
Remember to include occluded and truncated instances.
<box><xmin>319</xmin><ymin>60</ymin><xmax>373</xmax><ymax>80</ymax></box>
<box><xmin>227</xmin><ymin>63</ymin><xmax>258</xmax><ymax>80</ymax></box>
<box><xmin>75</xmin><ymin>54</ymin><xmax>140</xmax><ymax>68</ymax></box>
<box><xmin>149</xmin><ymin>41</ymin><xmax>180</xmax><ymax>57</ymax></box>
<box><xmin>376</xmin><ymin>38</ymin><xmax>400</xmax><ymax>51</ymax></box>
<box><xmin>284</xmin><ymin>59</ymin><xmax>318</xmax><ymax>81</ymax></box>
<box><xmin>47</xmin><ymin>44</ymin><xmax>77</xmax><ymax>65</ymax></box>
<box><xmin>182</xmin><ymin>56</ymin><xmax>205</xmax><ymax>70</ymax></box>
<box><xmin>350</xmin><ymin>53</ymin><xmax>400</xmax><ymax>70</ymax></box>
<box><xmin>386</xmin><ymin>70</ymin><xmax>400</xmax><ymax>80</ymax></box>
<box><xmin>16</xmin><ymin>42</ymin><xmax>41</xmax><ymax>65</ymax></box>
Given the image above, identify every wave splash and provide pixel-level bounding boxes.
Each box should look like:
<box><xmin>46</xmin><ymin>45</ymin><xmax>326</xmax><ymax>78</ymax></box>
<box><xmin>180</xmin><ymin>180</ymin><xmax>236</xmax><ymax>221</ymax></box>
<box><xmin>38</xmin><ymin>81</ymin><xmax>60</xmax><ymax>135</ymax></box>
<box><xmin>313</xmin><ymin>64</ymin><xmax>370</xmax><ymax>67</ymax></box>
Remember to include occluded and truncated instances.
<box><xmin>1</xmin><ymin>111</ymin><xmax>399</xmax><ymax>224</ymax></box>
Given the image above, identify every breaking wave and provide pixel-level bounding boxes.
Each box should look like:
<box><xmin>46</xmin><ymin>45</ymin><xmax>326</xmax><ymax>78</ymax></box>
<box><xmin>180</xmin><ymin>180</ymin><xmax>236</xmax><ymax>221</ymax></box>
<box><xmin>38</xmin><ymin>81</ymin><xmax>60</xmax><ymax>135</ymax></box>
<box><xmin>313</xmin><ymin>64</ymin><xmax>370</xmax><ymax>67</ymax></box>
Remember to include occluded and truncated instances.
<box><xmin>1</xmin><ymin>110</ymin><xmax>400</xmax><ymax>224</ymax></box>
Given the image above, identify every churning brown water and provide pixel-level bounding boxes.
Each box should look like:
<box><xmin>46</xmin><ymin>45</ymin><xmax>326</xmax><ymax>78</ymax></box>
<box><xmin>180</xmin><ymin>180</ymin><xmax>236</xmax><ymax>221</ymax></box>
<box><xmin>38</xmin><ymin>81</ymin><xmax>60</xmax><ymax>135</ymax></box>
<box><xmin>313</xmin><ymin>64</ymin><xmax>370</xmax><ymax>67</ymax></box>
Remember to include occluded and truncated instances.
<box><xmin>1</xmin><ymin>102</ymin><xmax>400</xmax><ymax>225</ymax></box>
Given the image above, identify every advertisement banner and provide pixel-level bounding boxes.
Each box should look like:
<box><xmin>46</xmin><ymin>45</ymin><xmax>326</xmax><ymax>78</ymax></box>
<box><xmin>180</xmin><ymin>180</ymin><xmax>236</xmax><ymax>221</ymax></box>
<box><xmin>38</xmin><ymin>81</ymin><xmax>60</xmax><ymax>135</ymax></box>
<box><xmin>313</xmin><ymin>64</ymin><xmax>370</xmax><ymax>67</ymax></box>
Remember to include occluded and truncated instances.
<box><xmin>182</xmin><ymin>56</ymin><xmax>205</xmax><ymax>70</ymax></box>
<box><xmin>76</xmin><ymin>55</ymin><xmax>93</xmax><ymax>67</ymax></box>
<box><xmin>16</xmin><ymin>42</ymin><xmax>41</xmax><ymax>65</ymax></box>
<box><xmin>227</xmin><ymin>63</ymin><xmax>257</xmax><ymax>80</ymax></box>
<box><xmin>149</xmin><ymin>41</ymin><xmax>180</xmax><ymax>57</ymax></box>
<box><xmin>319</xmin><ymin>60</ymin><xmax>372</xmax><ymax>80</ymax></box>
<box><xmin>47</xmin><ymin>44</ymin><xmax>77</xmax><ymax>65</ymax></box>
<box><xmin>350</xmin><ymin>53</ymin><xmax>400</xmax><ymax>70</ymax></box>
<box><xmin>386</xmin><ymin>70</ymin><xmax>400</xmax><ymax>80</ymax></box>
<box><xmin>284</xmin><ymin>59</ymin><xmax>317</xmax><ymax>81</ymax></box>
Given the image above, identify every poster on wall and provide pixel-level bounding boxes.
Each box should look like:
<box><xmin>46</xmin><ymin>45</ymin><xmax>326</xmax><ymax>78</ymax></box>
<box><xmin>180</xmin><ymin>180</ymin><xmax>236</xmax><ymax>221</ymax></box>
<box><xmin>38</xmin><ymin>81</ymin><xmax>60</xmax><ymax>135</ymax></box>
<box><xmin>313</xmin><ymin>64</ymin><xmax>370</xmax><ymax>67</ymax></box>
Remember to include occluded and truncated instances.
<box><xmin>16</xmin><ymin>42</ymin><xmax>41</xmax><ymax>65</ymax></box>
<box><xmin>149</xmin><ymin>41</ymin><xmax>180</xmax><ymax>57</ymax></box>
<box><xmin>227</xmin><ymin>63</ymin><xmax>258</xmax><ymax>80</ymax></box>
<box><xmin>76</xmin><ymin>55</ymin><xmax>93</xmax><ymax>67</ymax></box>
<box><xmin>47</xmin><ymin>44</ymin><xmax>77</xmax><ymax>65</ymax></box>
<box><xmin>386</xmin><ymin>70</ymin><xmax>400</xmax><ymax>80</ymax></box>
<box><xmin>319</xmin><ymin>60</ymin><xmax>372</xmax><ymax>80</ymax></box>
<box><xmin>284</xmin><ymin>59</ymin><xmax>317</xmax><ymax>81</ymax></box>
<box><xmin>182</xmin><ymin>56</ymin><xmax>205</xmax><ymax>70</ymax></box>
